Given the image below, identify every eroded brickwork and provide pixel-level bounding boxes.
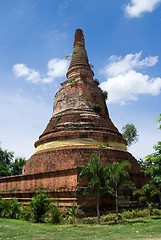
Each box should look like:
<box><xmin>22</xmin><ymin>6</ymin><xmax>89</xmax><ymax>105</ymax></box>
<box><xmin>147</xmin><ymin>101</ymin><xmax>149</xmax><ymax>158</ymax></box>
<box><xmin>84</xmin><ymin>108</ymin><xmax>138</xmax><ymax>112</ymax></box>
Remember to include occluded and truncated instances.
<box><xmin>0</xmin><ymin>29</ymin><xmax>148</xmax><ymax>209</ymax></box>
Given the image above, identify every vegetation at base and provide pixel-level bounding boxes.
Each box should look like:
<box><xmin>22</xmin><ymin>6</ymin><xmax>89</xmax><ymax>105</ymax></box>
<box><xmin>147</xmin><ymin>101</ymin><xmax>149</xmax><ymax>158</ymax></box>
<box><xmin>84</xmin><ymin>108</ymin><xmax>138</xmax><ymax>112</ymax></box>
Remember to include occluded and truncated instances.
<box><xmin>91</xmin><ymin>103</ymin><xmax>102</xmax><ymax>112</ymax></box>
<box><xmin>30</xmin><ymin>188</ymin><xmax>52</xmax><ymax>223</ymax></box>
<box><xmin>103</xmin><ymin>161</ymin><xmax>134</xmax><ymax>224</ymax></box>
<box><xmin>0</xmin><ymin>146</ymin><xmax>26</xmax><ymax>177</ymax></box>
<box><xmin>79</xmin><ymin>154</ymin><xmax>108</xmax><ymax>224</ymax></box>
<box><xmin>0</xmin><ymin>196</ymin><xmax>22</xmax><ymax>219</ymax></box>
<box><xmin>138</xmin><ymin>114</ymin><xmax>161</xmax><ymax>205</ymax></box>
<box><xmin>64</xmin><ymin>201</ymin><xmax>82</xmax><ymax>225</ymax></box>
<box><xmin>121</xmin><ymin>123</ymin><xmax>139</xmax><ymax>147</ymax></box>
<box><xmin>79</xmin><ymin>155</ymin><xmax>133</xmax><ymax>224</ymax></box>
<box><xmin>51</xmin><ymin>202</ymin><xmax>63</xmax><ymax>224</ymax></box>
<box><xmin>1</xmin><ymin>217</ymin><xmax>161</xmax><ymax>240</ymax></box>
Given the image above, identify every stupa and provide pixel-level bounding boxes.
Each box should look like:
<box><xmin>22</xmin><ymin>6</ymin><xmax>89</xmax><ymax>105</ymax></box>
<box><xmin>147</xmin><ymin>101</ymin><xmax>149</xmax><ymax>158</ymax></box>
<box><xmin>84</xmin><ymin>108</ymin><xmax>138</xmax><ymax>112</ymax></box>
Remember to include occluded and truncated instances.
<box><xmin>0</xmin><ymin>29</ymin><xmax>147</xmax><ymax>208</ymax></box>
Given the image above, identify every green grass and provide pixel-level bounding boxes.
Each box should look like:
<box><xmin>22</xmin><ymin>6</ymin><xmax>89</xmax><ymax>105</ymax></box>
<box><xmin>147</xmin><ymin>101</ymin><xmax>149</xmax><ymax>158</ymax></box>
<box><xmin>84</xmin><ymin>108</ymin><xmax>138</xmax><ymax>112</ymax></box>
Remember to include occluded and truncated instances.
<box><xmin>0</xmin><ymin>217</ymin><xmax>161</xmax><ymax>240</ymax></box>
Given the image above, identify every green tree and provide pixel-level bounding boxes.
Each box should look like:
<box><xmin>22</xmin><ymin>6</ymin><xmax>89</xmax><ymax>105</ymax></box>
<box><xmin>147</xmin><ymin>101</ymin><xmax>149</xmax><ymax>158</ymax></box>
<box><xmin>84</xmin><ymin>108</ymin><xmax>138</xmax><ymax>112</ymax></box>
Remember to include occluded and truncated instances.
<box><xmin>104</xmin><ymin>161</ymin><xmax>134</xmax><ymax>224</ymax></box>
<box><xmin>11</xmin><ymin>157</ymin><xmax>26</xmax><ymax>175</ymax></box>
<box><xmin>133</xmin><ymin>184</ymin><xmax>157</xmax><ymax>219</ymax></box>
<box><xmin>139</xmin><ymin>141</ymin><xmax>161</xmax><ymax>204</ymax></box>
<box><xmin>79</xmin><ymin>154</ymin><xmax>107</xmax><ymax>224</ymax></box>
<box><xmin>0</xmin><ymin>147</ymin><xmax>26</xmax><ymax>177</ymax></box>
<box><xmin>139</xmin><ymin>114</ymin><xmax>161</xmax><ymax>205</ymax></box>
<box><xmin>0</xmin><ymin>147</ymin><xmax>13</xmax><ymax>177</ymax></box>
<box><xmin>157</xmin><ymin>113</ymin><xmax>161</xmax><ymax>130</ymax></box>
<box><xmin>121</xmin><ymin>123</ymin><xmax>139</xmax><ymax>147</ymax></box>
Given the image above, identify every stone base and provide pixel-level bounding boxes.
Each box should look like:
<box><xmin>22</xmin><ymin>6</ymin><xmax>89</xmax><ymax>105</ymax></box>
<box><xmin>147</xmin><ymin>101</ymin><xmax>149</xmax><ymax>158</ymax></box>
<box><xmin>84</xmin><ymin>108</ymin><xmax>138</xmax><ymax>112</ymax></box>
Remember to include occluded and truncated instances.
<box><xmin>24</xmin><ymin>145</ymin><xmax>141</xmax><ymax>175</ymax></box>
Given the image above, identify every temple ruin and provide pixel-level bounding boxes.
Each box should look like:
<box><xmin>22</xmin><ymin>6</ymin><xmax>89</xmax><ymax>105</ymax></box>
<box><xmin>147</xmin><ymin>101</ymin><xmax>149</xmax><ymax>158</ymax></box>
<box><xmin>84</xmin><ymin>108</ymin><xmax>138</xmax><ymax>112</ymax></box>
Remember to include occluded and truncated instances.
<box><xmin>0</xmin><ymin>29</ymin><xmax>147</xmax><ymax>209</ymax></box>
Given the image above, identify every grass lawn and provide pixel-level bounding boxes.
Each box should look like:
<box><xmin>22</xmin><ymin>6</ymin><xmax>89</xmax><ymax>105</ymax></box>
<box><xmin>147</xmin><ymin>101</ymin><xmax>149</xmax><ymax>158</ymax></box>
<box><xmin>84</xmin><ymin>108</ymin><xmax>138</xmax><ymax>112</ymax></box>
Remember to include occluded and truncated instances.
<box><xmin>0</xmin><ymin>217</ymin><xmax>161</xmax><ymax>240</ymax></box>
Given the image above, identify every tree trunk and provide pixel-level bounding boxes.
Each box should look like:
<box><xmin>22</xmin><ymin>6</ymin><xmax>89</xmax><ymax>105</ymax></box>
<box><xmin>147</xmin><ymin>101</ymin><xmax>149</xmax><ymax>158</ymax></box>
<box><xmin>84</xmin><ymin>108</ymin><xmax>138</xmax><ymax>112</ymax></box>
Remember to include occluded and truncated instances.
<box><xmin>148</xmin><ymin>203</ymin><xmax>151</xmax><ymax>219</ymax></box>
<box><xmin>159</xmin><ymin>192</ymin><xmax>161</xmax><ymax>206</ymax></box>
<box><xmin>96</xmin><ymin>190</ymin><xmax>100</xmax><ymax>224</ymax></box>
<box><xmin>115</xmin><ymin>187</ymin><xmax>119</xmax><ymax>224</ymax></box>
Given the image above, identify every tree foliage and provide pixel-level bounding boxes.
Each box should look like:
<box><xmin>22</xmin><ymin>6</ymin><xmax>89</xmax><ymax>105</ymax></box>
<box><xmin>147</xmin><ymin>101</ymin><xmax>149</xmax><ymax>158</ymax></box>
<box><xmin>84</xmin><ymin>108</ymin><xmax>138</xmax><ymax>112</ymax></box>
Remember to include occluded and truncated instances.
<box><xmin>0</xmin><ymin>147</ymin><xmax>26</xmax><ymax>177</ymax></box>
<box><xmin>157</xmin><ymin>113</ymin><xmax>161</xmax><ymax>130</ymax></box>
<box><xmin>133</xmin><ymin>184</ymin><xmax>157</xmax><ymax>219</ymax></box>
<box><xmin>139</xmin><ymin>114</ymin><xmax>161</xmax><ymax>204</ymax></box>
<box><xmin>121</xmin><ymin>123</ymin><xmax>139</xmax><ymax>147</ymax></box>
<box><xmin>104</xmin><ymin>161</ymin><xmax>134</xmax><ymax>223</ymax></box>
<box><xmin>79</xmin><ymin>154</ymin><xmax>107</xmax><ymax>224</ymax></box>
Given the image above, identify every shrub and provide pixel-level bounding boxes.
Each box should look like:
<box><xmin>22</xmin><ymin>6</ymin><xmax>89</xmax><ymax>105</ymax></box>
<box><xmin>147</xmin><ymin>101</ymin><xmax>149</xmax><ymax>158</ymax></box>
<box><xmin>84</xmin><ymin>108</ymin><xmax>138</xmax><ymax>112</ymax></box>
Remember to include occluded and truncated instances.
<box><xmin>121</xmin><ymin>209</ymin><xmax>149</xmax><ymax>219</ymax></box>
<box><xmin>92</xmin><ymin>103</ymin><xmax>102</xmax><ymax>112</ymax></box>
<box><xmin>101</xmin><ymin>213</ymin><xmax>116</xmax><ymax>223</ymax></box>
<box><xmin>82</xmin><ymin>217</ymin><xmax>97</xmax><ymax>224</ymax></box>
<box><xmin>65</xmin><ymin>201</ymin><xmax>81</xmax><ymax>225</ymax></box>
<box><xmin>152</xmin><ymin>208</ymin><xmax>161</xmax><ymax>216</ymax></box>
<box><xmin>51</xmin><ymin>203</ymin><xmax>62</xmax><ymax>224</ymax></box>
<box><xmin>20</xmin><ymin>205</ymin><xmax>33</xmax><ymax>221</ymax></box>
<box><xmin>1</xmin><ymin>198</ymin><xmax>21</xmax><ymax>219</ymax></box>
<box><xmin>30</xmin><ymin>189</ymin><xmax>52</xmax><ymax>223</ymax></box>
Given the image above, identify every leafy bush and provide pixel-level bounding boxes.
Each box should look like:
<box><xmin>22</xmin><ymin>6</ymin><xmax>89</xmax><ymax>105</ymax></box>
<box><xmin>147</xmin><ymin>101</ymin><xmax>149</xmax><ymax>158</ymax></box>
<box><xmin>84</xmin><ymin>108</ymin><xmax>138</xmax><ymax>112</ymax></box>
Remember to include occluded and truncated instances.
<box><xmin>101</xmin><ymin>213</ymin><xmax>116</xmax><ymax>222</ymax></box>
<box><xmin>30</xmin><ymin>189</ymin><xmax>52</xmax><ymax>223</ymax></box>
<box><xmin>20</xmin><ymin>205</ymin><xmax>33</xmax><ymax>221</ymax></box>
<box><xmin>0</xmin><ymin>198</ymin><xmax>21</xmax><ymax>219</ymax></box>
<box><xmin>82</xmin><ymin>217</ymin><xmax>97</xmax><ymax>224</ymax></box>
<box><xmin>121</xmin><ymin>209</ymin><xmax>149</xmax><ymax>219</ymax></box>
<box><xmin>152</xmin><ymin>208</ymin><xmax>161</xmax><ymax>216</ymax></box>
<box><xmin>51</xmin><ymin>203</ymin><xmax>62</xmax><ymax>224</ymax></box>
<box><xmin>92</xmin><ymin>103</ymin><xmax>102</xmax><ymax>112</ymax></box>
<box><xmin>65</xmin><ymin>201</ymin><xmax>81</xmax><ymax>225</ymax></box>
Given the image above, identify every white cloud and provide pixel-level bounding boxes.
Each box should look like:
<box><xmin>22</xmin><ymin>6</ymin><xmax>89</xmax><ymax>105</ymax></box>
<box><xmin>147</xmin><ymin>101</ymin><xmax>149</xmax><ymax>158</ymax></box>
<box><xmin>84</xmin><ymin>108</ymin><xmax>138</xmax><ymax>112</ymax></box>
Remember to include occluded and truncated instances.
<box><xmin>125</xmin><ymin>0</ymin><xmax>161</xmax><ymax>18</ymax></box>
<box><xmin>100</xmin><ymin>52</ymin><xmax>161</xmax><ymax>105</ymax></box>
<box><xmin>47</xmin><ymin>58</ymin><xmax>68</xmax><ymax>79</ymax></box>
<box><xmin>13</xmin><ymin>58</ymin><xmax>69</xmax><ymax>84</ymax></box>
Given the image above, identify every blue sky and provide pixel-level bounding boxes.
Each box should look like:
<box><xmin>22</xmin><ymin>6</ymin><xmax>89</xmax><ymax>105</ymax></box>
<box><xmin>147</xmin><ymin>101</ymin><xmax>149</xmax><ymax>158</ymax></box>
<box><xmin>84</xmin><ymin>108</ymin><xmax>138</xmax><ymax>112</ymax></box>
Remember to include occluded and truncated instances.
<box><xmin>0</xmin><ymin>0</ymin><xmax>161</xmax><ymax>160</ymax></box>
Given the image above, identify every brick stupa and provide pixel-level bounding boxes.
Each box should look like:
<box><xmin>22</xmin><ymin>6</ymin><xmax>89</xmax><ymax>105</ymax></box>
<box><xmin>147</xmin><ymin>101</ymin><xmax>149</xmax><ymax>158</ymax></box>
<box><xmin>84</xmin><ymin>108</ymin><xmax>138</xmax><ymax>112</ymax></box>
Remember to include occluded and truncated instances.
<box><xmin>0</xmin><ymin>29</ymin><xmax>147</xmax><ymax>208</ymax></box>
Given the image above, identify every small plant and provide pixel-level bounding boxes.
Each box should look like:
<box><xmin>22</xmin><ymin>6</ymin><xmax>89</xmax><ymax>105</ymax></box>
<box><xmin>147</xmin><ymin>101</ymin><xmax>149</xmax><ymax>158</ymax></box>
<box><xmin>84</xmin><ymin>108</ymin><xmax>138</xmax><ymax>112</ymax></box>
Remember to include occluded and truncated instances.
<box><xmin>92</xmin><ymin>103</ymin><xmax>102</xmax><ymax>112</ymax></box>
<box><xmin>56</xmin><ymin>114</ymin><xmax>62</xmax><ymax>123</ymax></box>
<box><xmin>68</xmin><ymin>77</ymin><xmax>77</xmax><ymax>85</ymax></box>
<box><xmin>30</xmin><ymin>189</ymin><xmax>52</xmax><ymax>223</ymax></box>
<box><xmin>51</xmin><ymin>203</ymin><xmax>62</xmax><ymax>224</ymax></box>
<box><xmin>65</xmin><ymin>201</ymin><xmax>81</xmax><ymax>225</ymax></box>
<box><xmin>102</xmin><ymin>90</ymin><xmax>108</xmax><ymax>100</ymax></box>
<box><xmin>85</xmin><ymin>97</ymin><xmax>89</xmax><ymax>102</ymax></box>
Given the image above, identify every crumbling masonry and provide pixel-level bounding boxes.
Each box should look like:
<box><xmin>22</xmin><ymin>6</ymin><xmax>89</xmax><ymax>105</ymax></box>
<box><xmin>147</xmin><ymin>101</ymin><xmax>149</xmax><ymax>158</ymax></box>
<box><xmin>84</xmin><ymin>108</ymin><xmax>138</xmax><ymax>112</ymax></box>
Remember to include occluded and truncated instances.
<box><xmin>0</xmin><ymin>29</ymin><xmax>147</xmax><ymax>209</ymax></box>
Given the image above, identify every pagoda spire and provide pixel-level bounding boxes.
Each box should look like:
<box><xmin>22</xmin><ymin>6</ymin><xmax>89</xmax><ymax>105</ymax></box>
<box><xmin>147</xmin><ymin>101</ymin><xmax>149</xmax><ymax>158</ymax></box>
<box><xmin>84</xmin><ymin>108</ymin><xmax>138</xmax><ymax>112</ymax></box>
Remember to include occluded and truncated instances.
<box><xmin>68</xmin><ymin>29</ymin><xmax>90</xmax><ymax>70</ymax></box>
